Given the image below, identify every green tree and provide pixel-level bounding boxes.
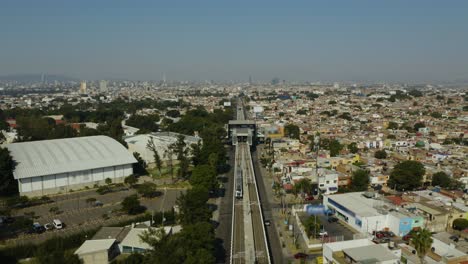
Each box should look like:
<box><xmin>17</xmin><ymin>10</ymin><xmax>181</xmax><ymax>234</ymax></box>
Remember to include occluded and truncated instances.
<box><xmin>118</xmin><ymin>253</ymin><xmax>144</xmax><ymax>264</ymax></box>
<box><xmin>172</xmin><ymin>134</ymin><xmax>187</xmax><ymax>161</ymax></box>
<box><xmin>178</xmin><ymin>156</ymin><xmax>190</xmax><ymax>180</ymax></box>
<box><xmin>121</xmin><ymin>194</ymin><xmax>145</xmax><ymax>215</ymax></box>
<box><xmin>284</xmin><ymin>123</ymin><xmax>300</xmax><ymax>139</ymax></box>
<box><xmin>124</xmin><ymin>175</ymin><xmax>138</xmax><ymax>187</ymax></box>
<box><xmin>329</xmin><ymin>139</ymin><xmax>343</xmax><ymax>157</ymax></box>
<box><xmin>166</xmin><ymin>109</ymin><xmax>180</xmax><ymax>118</ymax></box>
<box><xmin>139</xmin><ymin>221</ymin><xmax>215</xmax><ymax>264</ymax></box>
<box><xmin>176</xmin><ymin>187</ymin><xmax>211</xmax><ymax>226</ymax></box>
<box><xmin>452</xmin><ymin>218</ymin><xmax>468</xmax><ymax>231</ymax></box>
<box><xmin>105</xmin><ymin>178</ymin><xmax>112</xmax><ymax>185</ymax></box>
<box><xmin>0</xmin><ymin>147</ymin><xmax>17</xmax><ymax>196</ymax></box>
<box><xmin>411</xmin><ymin>229</ymin><xmax>433</xmax><ymax>264</ymax></box>
<box><xmin>304</xmin><ymin>216</ymin><xmax>321</xmax><ymax>238</ymax></box>
<box><xmin>374</xmin><ymin>150</ymin><xmax>387</xmax><ymax>159</ymax></box>
<box><xmin>136</xmin><ymin>182</ymin><xmax>158</xmax><ymax>198</ymax></box>
<box><xmin>126</xmin><ymin>114</ymin><xmax>159</xmax><ymax>132</ymax></box>
<box><xmin>190</xmin><ymin>141</ymin><xmax>203</xmax><ymax>166</ymax></box>
<box><xmin>414</xmin><ymin>122</ymin><xmax>426</xmax><ymax>132</ymax></box>
<box><xmin>132</xmin><ymin>152</ymin><xmax>147</xmax><ymax>175</ymax></box>
<box><xmin>388</xmin><ymin>161</ymin><xmax>425</xmax><ymax>191</ymax></box>
<box><xmin>351</xmin><ymin>169</ymin><xmax>370</xmax><ymax>191</ymax></box>
<box><xmin>338</xmin><ymin>112</ymin><xmax>353</xmax><ymax>121</ymax></box>
<box><xmin>190</xmin><ymin>165</ymin><xmax>217</xmax><ymax>191</ymax></box>
<box><xmin>409</xmin><ymin>89</ymin><xmax>423</xmax><ymax>97</ymax></box>
<box><xmin>293</xmin><ymin>178</ymin><xmax>312</xmax><ymax>198</ymax></box>
<box><xmin>347</xmin><ymin>142</ymin><xmax>359</xmax><ymax>154</ymax></box>
<box><xmin>146</xmin><ymin>138</ymin><xmax>162</xmax><ymax>176</ymax></box>
<box><xmin>431</xmin><ymin>172</ymin><xmax>451</xmax><ymax>188</ymax></box>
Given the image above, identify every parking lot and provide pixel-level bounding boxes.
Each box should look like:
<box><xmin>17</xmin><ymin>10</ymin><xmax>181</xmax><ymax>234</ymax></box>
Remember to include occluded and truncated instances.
<box><xmin>317</xmin><ymin>214</ymin><xmax>356</xmax><ymax>240</ymax></box>
<box><xmin>2</xmin><ymin>187</ymin><xmax>185</xmax><ymax>245</ymax></box>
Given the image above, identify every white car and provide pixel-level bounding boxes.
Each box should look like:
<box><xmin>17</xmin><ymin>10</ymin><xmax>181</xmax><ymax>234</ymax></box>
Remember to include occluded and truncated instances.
<box><xmin>53</xmin><ymin>219</ymin><xmax>63</xmax><ymax>229</ymax></box>
<box><xmin>319</xmin><ymin>230</ymin><xmax>328</xmax><ymax>237</ymax></box>
<box><xmin>44</xmin><ymin>223</ymin><xmax>53</xmax><ymax>230</ymax></box>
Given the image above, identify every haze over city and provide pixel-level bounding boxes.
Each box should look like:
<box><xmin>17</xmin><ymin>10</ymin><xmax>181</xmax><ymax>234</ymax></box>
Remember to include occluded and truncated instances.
<box><xmin>1</xmin><ymin>0</ymin><xmax>468</xmax><ymax>82</ymax></box>
<box><xmin>0</xmin><ymin>1</ymin><xmax>468</xmax><ymax>264</ymax></box>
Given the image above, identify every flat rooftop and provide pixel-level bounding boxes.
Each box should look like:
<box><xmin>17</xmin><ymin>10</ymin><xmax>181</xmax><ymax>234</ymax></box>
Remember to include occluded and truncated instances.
<box><xmin>343</xmin><ymin>244</ymin><xmax>398</xmax><ymax>263</ymax></box>
<box><xmin>327</xmin><ymin>192</ymin><xmax>383</xmax><ymax>217</ymax></box>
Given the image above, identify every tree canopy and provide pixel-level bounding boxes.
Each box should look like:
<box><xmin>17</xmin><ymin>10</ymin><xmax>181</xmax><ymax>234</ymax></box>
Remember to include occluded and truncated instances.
<box><xmin>388</xmin><ymin>161</ymin><xmax>425</xmax><ymax>191</ymax></box>
<box><xmin>284</xmin><ymin>123</ymin><xmax>300</xmax><ymax>139</ymax></box>
<box><xmin>431</xmin><ymin>172</ymin><xmax>451</xmax><ymax>188</ymax></box>
<box><xmin>411</xmin><ymin>229</ymin><xmax>433</xmax><ymax>264</ymax></box>
<box><xmin>374</xmin><ymin>150</ymin><xmax>387</xmax><ymax>159</ymax></box>
<box><xmin>190</xmin><ymin>165</ymin><xmax>217</xmax><ymax>191</ymax></box>
<box><xmin>351</xmin><ymin>169</ymin><xmax>370</xmax><ymax>191</ymax></box>
<box><xmin>453</xmin><ymin>218</ymin><xmax>468</xmax><ymax>231</ymax></box>
<box><xmin>0</xmin><ymin>147</ymin><xmax>17</xmax><ymax>196</ymax></box>
<box><xmin>347</xmin><ymin>142</ymin><xmax>359</xmax><ymax>154</ymax></box>
<box><xmin>176</xmin><ymin>187</ymin><xmax>211</xmax><ymax>226</ymax></box>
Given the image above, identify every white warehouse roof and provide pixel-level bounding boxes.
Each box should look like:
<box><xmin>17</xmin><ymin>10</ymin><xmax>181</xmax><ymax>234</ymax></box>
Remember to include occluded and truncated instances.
<box><xmin>75</xmin><ymin>239</ymin><xmax>116</xmax><ymax>255</ymax></box>
<box><xmin>7</xmin><ymin>136</ymin><xmax>137</xmax><ymax>179</ymax></box>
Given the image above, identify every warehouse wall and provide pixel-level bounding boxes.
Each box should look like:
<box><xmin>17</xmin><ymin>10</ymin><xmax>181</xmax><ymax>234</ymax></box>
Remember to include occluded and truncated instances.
<box><xmin>18</xmin><ymin>164</ymin><xmax>134</xmax><ymax>197</ymax></box>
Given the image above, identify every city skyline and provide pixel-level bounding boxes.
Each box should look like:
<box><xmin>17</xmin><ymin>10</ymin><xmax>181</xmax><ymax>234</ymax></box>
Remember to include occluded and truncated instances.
<box><xmin>1</xmin><ymin>0</ymin><xmax>468</xmax><ymax>82</ymax></box>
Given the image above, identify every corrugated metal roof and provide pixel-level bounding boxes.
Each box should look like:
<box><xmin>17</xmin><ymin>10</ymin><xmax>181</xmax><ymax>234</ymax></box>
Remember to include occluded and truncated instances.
<box><xmin>74</xmin><ymin>239</ymin><xmax>116</xmax><ymax>255</ymax></box>
<box><xmin>7</xmin><ymin>136</ymin><xmax>137</xmax><ymax>179</ymax></box>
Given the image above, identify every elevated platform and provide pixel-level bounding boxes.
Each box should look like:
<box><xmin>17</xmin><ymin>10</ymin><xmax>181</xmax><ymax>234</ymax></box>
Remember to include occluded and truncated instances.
<box><xmin>228</xmin><ymin>120</ymin><xmax>257</xmax><ymax>146</ymax></box>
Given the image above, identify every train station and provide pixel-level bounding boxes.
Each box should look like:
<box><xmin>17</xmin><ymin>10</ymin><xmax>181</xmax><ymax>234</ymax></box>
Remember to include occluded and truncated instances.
<box><xmin>227</xmin><ymin>120</ymin><xmax>257</xmax><ymax>146</ymax></box>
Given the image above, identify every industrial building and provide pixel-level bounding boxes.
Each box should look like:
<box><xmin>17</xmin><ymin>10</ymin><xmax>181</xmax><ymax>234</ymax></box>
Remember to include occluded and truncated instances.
<box><xmin>125</xmin><ymin>132</ymin><xmax>201</xmax><ymax>166</ymax></box>
<box><xmin>323</xmin><ymin>192</ymin><xmax>424</xmax><ymax>237</ymax></box>
<box><xmin>7</xmin><ymin>136</ymin><xmax>136</xmax><ymax>197</ymax></box>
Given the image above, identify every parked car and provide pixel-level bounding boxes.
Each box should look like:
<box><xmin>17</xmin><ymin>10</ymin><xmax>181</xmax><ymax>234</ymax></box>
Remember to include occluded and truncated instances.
<box><xmin>319</xmin><ymin>230</ymin><xmax>328</xmax><ymax>237</ymax></box>
<box><xmin>0</xmin><ymin>216</ymin><xmax>15</xmax><ymax>225</ymax></box>
<box><xmin>32</xmin><ymin>222</ymin><xmax>46</xmax><ymax>234</ymax></box>
<box><xmin>305</xmin><ymin>196</ymin><xmax>314</xmax><ymax>201</ymax></box>
<box><xmin>44</xmin><ymin>223</ymin><xmax>53</xmax><ymax>230</ymax></box>
<box><xmin>53</xmin><ymin>219</ymin><xmax>63</xmax><ymax>229</ymax></box>
<box><xmin>328</xmin><ymin>217</ymin><xmax>339</xmax><ymax>223</ymax></box>
<box><xmin>375</xmin><ymin>232</ymin><xmax>385</xmax><ymax>239</ymax></box>
<box><xmin>264</xmin><ymin>220</ymin><xmax>271</xmax><ymax>226</ymax></box>
<box><xmin>94</xmin><ymin>201</ymin><xmax>104</xmax><ymax>207</ymax></box>
<box><xmin>294</xmin><ymin>253</ymin><xmax>308</xmax><ymax>259</ymax></box>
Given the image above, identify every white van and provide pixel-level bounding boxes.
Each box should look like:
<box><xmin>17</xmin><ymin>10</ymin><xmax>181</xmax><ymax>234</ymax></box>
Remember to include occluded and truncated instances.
<box><xmin>53</xmin><ymin>219</ymin><xmax>63</xmax><ymax>229</ymax></box>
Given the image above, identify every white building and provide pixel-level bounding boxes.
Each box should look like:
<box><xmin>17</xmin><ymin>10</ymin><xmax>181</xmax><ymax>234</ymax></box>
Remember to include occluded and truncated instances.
<box><xmin>99</xmin><ymin>80</ymin><xmax>108</xmax><ymax>93</ymax></box>
<box><xmin>7</xmin><ymin>136</ymin><xmax>136</xmax><ymax>197</ymax></box>
<box><xmin>323</xmin><ymin>239</ymin><xmax>400</xmax><ymax>264</ymax></box>
<box><xmin>80</xmin><ymin>81</ymin><xmax>87</xmax><ymax>94</ymax></box>
<box><xmin>125</xmin><ymin>132</ymin><xmax>201</xmax><ymax>165</ymax></box>
<box><xmin>318</xmin><ymin>168</ymin><xmax>339</xmax><ymax>195</ymax></box>
<box><xmin>323</xmin><ymin>192</ymin><xmax>424</xmax><ymax>237</ymax></box>
<box><xmin>75</xmin><ymin>239</ymin><xmax>119</xmax><ymax>264</ymax></box>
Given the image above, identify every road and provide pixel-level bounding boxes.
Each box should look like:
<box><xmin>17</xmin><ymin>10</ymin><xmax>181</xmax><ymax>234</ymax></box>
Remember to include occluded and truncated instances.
<box><xmin>252</xmin><ymin>147</ymin><xmax>285</xmax><ymax>264</ymax></box>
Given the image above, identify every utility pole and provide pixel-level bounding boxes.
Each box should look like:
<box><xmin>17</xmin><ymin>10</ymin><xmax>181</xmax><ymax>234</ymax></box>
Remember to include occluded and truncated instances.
<box><xmin>314</xmin><ymin>134</ymin><xmax>321</xmax><ymax>198</ymax></box>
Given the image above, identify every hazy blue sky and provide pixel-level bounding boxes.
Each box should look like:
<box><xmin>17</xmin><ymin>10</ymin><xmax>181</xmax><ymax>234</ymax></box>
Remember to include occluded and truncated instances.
<box><xmin>1</xmin><ymin>0</ymin><xmax>467</xmax><ymax>82</ymax></box>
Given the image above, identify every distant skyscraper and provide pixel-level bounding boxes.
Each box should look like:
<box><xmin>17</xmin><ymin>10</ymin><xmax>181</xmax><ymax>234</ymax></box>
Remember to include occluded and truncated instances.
<box><xmin>99</xmin><ymin>80</ymin><xmax>108</xmax><ymax>93</ymax></box>
<box><xmin>80</xmin><ymin>81</ymin><xmax>87</xmax><ymax>94</ymax></box>
<box><xmin>249</xmin><ymin>75</ymin><xmax>252</xmax><ymax>85</ymax></box>
<box><xmin>41</xmin><ymin>73</ymin><xmax>45</xmax><ymax>83</ymax></box>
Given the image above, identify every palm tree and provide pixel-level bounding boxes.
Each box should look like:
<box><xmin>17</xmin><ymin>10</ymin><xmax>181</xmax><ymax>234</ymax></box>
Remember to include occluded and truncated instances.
<box><xmin>411</xmin><ymin>229</ymin><xmax>433</xmax><ymax>264</ymax></box>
